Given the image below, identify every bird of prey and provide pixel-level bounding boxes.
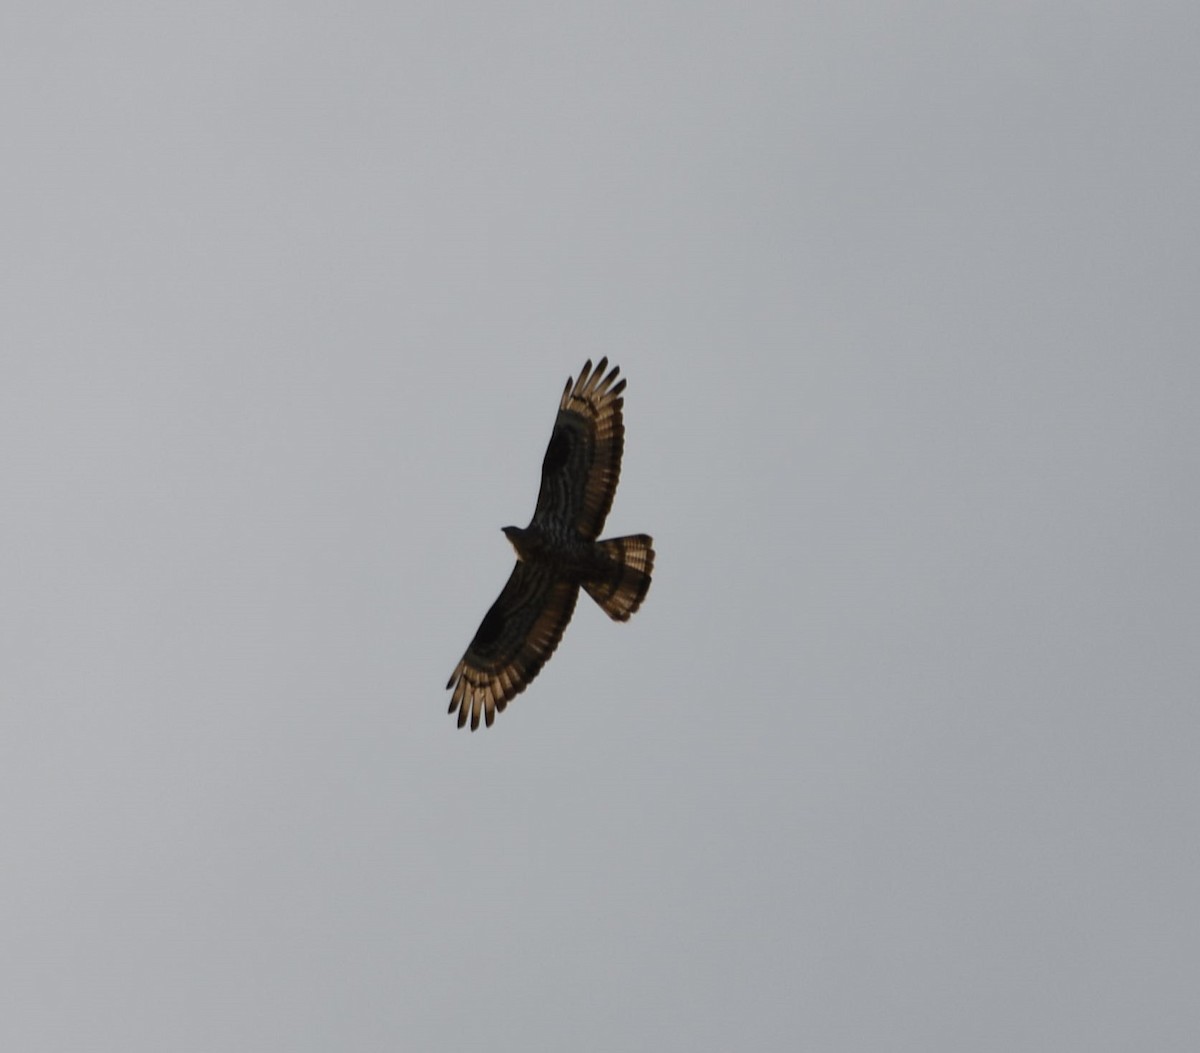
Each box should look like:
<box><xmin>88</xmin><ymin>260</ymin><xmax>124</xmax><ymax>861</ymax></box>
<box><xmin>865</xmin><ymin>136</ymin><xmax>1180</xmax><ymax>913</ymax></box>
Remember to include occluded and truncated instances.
<box><xmin>446</xmin><ymin>359</ymin><xmax>654</xmax><ymax>730</ymax></box>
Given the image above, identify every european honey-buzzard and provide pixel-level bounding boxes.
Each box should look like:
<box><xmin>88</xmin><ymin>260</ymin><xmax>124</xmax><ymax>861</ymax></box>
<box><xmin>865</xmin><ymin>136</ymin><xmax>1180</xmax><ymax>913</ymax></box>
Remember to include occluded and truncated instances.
<box><xmin>446</xmin><ymin>359</ymin><xmax>654</xmax><ymax>730</ymax></box>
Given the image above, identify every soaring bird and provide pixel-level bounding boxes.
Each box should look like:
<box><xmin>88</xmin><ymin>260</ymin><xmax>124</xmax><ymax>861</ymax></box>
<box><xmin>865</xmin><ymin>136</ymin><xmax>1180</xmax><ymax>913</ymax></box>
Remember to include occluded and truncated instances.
<box><xmin>446</xmin><ymin>359</ymin><xmax>654</xmax><ymax>730</ymax></box>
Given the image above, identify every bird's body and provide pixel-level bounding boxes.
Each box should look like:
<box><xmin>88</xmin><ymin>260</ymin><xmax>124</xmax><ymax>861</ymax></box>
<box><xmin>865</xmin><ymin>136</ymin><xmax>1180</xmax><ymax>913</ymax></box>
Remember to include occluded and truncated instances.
<box><xmin>446</xmin><ymin>359</ymin><xmax>654</xmax><ymax>730</ymax></box>
<box><xmin>502</xmin><ymin>524</ymin><xmax>613</xmax><ymax>580</ymax></box>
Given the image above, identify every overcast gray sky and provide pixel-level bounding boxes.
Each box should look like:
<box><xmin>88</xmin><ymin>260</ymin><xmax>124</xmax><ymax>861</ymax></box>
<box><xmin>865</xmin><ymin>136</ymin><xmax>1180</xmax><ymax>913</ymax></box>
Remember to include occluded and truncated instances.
<box><xmin>2</xmin><ymin>4</ymin><xmax>1198</xmax><ymax>1050</ymax></box>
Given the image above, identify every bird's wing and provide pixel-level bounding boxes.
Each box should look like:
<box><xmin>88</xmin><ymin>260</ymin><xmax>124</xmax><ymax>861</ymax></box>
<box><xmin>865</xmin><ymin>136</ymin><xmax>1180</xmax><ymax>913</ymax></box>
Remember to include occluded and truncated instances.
<box><xmin>446</xmin><ymin>562</ymin><xmax>580</xmax><ymax>730</ymax></box>
<box><xmin>532</xmin><ymin>358</ymin><xmax>626</xmax><ymax>541</ymax></box>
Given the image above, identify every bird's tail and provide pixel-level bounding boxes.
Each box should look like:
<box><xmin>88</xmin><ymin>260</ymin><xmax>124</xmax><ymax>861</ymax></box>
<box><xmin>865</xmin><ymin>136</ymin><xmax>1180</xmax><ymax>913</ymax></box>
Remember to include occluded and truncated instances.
<box><xmin>584</xmin><ymin>534</ymin><xmax>655</xmax><ymax>621</ymax></box>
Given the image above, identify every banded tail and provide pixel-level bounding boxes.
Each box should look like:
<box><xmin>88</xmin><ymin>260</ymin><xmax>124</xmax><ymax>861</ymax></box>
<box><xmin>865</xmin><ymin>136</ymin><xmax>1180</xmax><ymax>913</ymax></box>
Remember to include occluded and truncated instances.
<box><xmin>584</xmin><ymin>534</ymin><xmax>655</xmax><ymax>621</ymax></box>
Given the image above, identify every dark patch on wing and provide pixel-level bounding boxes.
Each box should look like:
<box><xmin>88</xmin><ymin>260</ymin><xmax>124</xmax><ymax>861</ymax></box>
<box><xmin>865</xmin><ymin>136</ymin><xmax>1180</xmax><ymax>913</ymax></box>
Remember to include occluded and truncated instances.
<box><xmin>541</xmin><ymin>426</ymin><xmax>572</xmax><ymax>477</ymax></box>
<box><xmin>534</xmin><ymin>416</ymin><xmax>590</xmax><ymax>534</ymax></box>
<box><xmin>471</xmin><ymin>598</ymin><xmax>507</xmax><ymax>649</ymax></box>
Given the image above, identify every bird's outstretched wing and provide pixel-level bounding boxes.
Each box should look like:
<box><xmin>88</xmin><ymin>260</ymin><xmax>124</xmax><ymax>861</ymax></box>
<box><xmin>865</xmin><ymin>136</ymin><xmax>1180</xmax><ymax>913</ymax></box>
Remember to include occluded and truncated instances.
<box><xmin>446</xmin><ymin>562</ymin><xmax>580</xmax><ymax>730</ymax></box>
<box><xmin>532</xmin><ymin>358</ymin><xmax>626</xmax><ymax>540</ymax></box>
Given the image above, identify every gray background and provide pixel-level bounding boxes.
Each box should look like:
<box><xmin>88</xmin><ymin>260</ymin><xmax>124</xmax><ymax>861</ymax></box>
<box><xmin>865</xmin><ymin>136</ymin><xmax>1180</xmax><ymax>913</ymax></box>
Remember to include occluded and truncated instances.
<box><xmin>3</xmin><ymin>4</ymin><xmax>1197</xmax><ymax>1050</ymax></box>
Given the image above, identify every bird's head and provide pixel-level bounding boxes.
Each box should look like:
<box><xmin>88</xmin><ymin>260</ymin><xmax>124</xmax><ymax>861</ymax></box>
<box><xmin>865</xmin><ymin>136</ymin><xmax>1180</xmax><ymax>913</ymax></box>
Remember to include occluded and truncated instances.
<box><xmin>502</xmin><ymin>525</ymin><xmax>527</xmax><ymax>559</ymax></box>
<box><xmin>502</xmin><ymin>524</ymin><xmax>544</xmax><ymax>561</ymax></box>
